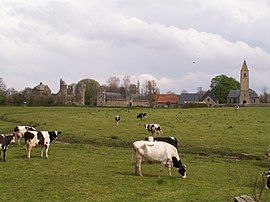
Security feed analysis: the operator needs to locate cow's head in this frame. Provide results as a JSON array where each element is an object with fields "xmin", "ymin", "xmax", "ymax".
[
  {"xmin": 172, "ymin": 157, "xmax": 187, "ymax": 178},
  {"xmin": 7, "ymin": 133, "xmax": 16, "ymax": 144},
  {"xmin": 49, "ymin": 131, "xmax": 61, "ymax": 141}
]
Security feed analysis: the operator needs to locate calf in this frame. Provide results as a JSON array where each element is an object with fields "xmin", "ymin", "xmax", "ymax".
[
  {"xmin": 115, "ymin": 115, "xmax": 120, "ymax": 126},
  {"xmin": 24, "ymin": 131, "xmax": 61, "ymax": 159},
  {"xmin": 144, "ymin": 124, "xmax": 162, "ymax": 136},
  {"xmin": 0, "ymin": 134, "xmax": 16, "ymax": 162},
  {"xmin": 137, "ymin": 113, "xmax": 146, "ymax": 121},
  {"xmin": 145, "ymin": 136, "xmax": 178, "ymax": 148},
  {"xmin": 235, "ymin": 106, "xmax": 240, "ymax": 111},
  {"xmin": 13, "ymin": 125, "xmax": 36, "ymax": 145},
  {"xmin": 133, "ymin": 140, "xmax": 186, "ymax": 178}
]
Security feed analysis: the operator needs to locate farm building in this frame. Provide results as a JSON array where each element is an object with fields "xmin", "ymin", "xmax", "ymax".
[
  {"xmin": 32, "ymin": 82, "xmax": 51, "ymax": 96},
  {"xmin": 96, "ymin": 91, "xmax": 149, "ymax": 107},
  {"xmin": 227, "ymin": 60, "xmax": 259, "ymax": 105},
  {"xmin": 154, "ymin": 94, "xmax": 179, "ymax": 108},
  {"xmin": 200, "ymin": 90, "xmax": 218, "ymax": 107}
]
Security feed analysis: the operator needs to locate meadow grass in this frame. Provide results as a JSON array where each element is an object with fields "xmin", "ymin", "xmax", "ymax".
[{"xmin": 0, "ymin": 106, "xmax": 270, "ymax": 201}]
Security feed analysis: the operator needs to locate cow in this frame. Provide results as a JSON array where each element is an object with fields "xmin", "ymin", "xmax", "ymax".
[
  {"xmin": 263, "ymin": 169, "xmax": 270, "ymax": 189},
  {"xmin": 0, "ymin": 134, "xmax": 16, "ymax": 162},
  {"xmin": 235, "ymin": 105, "xmax": 240, "ymax": 111},
  {"xmin": 133, "ymin": 140, "xmax": 186, "ymax": 178},
  {"xmin": 115, "ymin": 115, "xmax": 120, "ymax": 126},
  {"xmin": 24, "ymin": 131, "xmax": 61, "ymax": 159},
  {"xmin": 137, "ymin": 113, "xmax": 146, "ymax": 121},
  {"xmin": 145, "ymin": 136, "xmax": 178, "ymax": 148},
  {"xmin": 144, "ymin": 124, "xmax": 162, "ymax": 136},
  {"xmin": 13, "ymin": 125, "xmax": 36, "ymax": 145}
]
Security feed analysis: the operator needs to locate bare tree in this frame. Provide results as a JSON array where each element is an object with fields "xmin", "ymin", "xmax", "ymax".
[
  {"xmin": 260, "ymin": 87, "xmax": 269, "ymax": 103},
  {"xmin": 122, "ymin": 75, "xmax": 131, "ymax": 90},
  {"xmin": 136, "ymin": 80, "xmax": 140, "ymax": 94},
  {"xmin": 144, "ymin": 80, "xmax": 159, "ymax": 107},
  {"xmin": 106, "ymin": 76, "xmax": 120, "ymax": 92},
  {"xmin": 0, "ymin": 77, "xmax": 6, "ymax": 93}
]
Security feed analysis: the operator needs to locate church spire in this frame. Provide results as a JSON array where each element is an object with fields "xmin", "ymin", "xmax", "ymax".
[
  {"xmin": 241, "ymin": 60, "xmax": 248, "ymax": 70},
  {"xmin": 240, "ymin": 60, "xmax": 249, "ymax": 91}
]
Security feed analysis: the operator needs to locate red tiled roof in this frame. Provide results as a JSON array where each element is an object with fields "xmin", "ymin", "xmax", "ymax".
[{"xmin": 155, "ymin": 94, "xmax": 179, "ymax": 104}]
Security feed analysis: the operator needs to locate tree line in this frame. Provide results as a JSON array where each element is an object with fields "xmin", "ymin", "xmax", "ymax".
[{"xmin": 0, "ymin": 75, "xmax": 269, "ymax": 106}]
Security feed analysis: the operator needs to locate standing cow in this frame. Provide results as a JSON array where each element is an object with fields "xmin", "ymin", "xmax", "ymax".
[
  {"xmin": 0, "ymin": 134, "xmax": 16, "ymax": 162},
  {"xmin": 115, "ymin": 115, "xmax": 121, "ymax": 126},
  {"xmin": 13, "ymin": 125, "xmax": 36, "ymax": 145},
  {"xmin": 137, "ymin": 113, "xmax": 147, "ymax": 121},
  {"xmin": 24, "ymin": 131, "xmax": 61, "ymax": 159},
  {"xmin": 133, "ymin": 140, "xmax": 186, "ymax": 178},
  {"xmin": 144, "ymin": 124, "xmax": 162, "ymax": 136}
]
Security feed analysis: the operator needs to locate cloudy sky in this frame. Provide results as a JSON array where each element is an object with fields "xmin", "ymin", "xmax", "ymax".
[{"xmin": 1, "ymin": 0, "xmax": 270, "ymax": 94}]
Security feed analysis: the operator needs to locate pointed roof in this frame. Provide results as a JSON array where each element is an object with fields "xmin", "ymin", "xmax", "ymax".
[
  {"xmin": 241, "ymin": 60, "xmax": 248, "ymax": 70},
  {"xmin": 200, "ymin": 90, "xmax": 218, "ymax": 103}
]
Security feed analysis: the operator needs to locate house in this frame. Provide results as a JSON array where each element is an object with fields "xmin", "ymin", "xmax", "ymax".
[
  {"xmin": 227, "ymin": 60, "xmax": 260, "ymax": 105},
  {"xmin": 96, "ymin": 91, "xmax": 149, "ymax": 107},
  {"xmin": 179, "ymin": 93, "xmax": 200, "ymax": 107},
  {"xmin": 200, "ymin": 90, "xmax": 218, "ymax": 107},
  {"xmin": 154, "ymin": 94, "xmax": 179, "ymax": 108},
  {"xmin": 32, "ymin": 82, "xmax": 51, "ymax": 96}
]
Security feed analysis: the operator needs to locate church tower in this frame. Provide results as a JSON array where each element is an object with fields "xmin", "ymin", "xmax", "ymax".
[{"xmin": 239, "ymin": 60, "xmax": 251, "ymax": 104}]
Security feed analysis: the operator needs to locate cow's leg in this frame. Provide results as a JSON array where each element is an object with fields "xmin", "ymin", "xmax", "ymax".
[
  {"xmin": 3, "ymin": 149, "xmax": 6, "ymax": 162},
  {"xmin": 45, "ymin": 145, "xmax": 50, "ymax": 159},
  {"xmin": 167, "ymin": 160, "xmax": 172, "ymax": 176},
  {"xmin": 40, "ymin": 146, "xmax": 44, "ymax": 158},
  {"xmin": 27, "ymin": 146, "xmax": 32, "ymax": 159},
  {"xmin": 135, "ymin": 154, "xmax": 143, "ymax": 177}
]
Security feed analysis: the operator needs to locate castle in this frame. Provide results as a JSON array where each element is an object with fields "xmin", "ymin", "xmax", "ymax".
[{"xmin": 227, "ymin": 60, "xmax": 259, "ymax": 105}]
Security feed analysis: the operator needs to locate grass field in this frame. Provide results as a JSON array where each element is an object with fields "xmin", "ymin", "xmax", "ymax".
[{"xmin": 0, "ymin": 106, "xmax": 270, "ymax": 201}]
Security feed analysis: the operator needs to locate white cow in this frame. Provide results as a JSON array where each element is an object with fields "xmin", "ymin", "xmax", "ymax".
[
  {"xmin": 133, "ymin": 140, "xmax": 186, "ymax": 178},
  {"xmin": 24, "ymin": 131, "xmax": 61, "ymax": 159}
]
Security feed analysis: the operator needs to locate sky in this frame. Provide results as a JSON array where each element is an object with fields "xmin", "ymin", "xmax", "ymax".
[{"xmin": 1, "ymin": 0, "xmax": 270, "ymax": 94}]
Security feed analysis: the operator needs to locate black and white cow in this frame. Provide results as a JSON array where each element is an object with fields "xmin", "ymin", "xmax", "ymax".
[
  {"xmin": 133, "ymin": 140, "xmax": 186, "ymax": 178},
  {"xmin": 144, "ymin": 124, "xmax": 162, "ymax": 136},
  {"xmin": 24, "ymin": 131, "xmax": 61, "ymax": 159},
  {"xmin": 13, "ymin": 125, "xmax": 36, "ymax": 145},
  {"xmin": 145, "ymin": 136, "xmax": 178, "ymax": 148},
  {"xmin": 0, "ymin": 134, "xmax": 16, "ymax": 162},
  {"xmin": 137, "ymin": 113, "xmax": 146, "ymax": 121},
  {"xmin": 115, "ymin": 115, "xmax": 120, "ymax": 126},
  {"xmin": 263, "ymin": 169, "xmax": 270, "ymax": 189}
]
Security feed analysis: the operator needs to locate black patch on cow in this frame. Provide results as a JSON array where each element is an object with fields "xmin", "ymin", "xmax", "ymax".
[
  {"xmin": 24, "ymin": 131, "xmax": 35, "ymax": 143},
  {"xmin": 172, "ymin": 156, "xmax": 181, "ymax": 168},
  {"xmin": 178, "ymin": 165, "xmax": 187, "ymax": 177},
  {"xmin": 14, "ymin": 126, "xmax": 19, "ymax": 132},
  {"xmin": 48, "ymin": 131, "xmax": 60, "ymax": 143},
  {"xmin": 37, "ymin": 132, "xmax": 44, "ymax": 145}
]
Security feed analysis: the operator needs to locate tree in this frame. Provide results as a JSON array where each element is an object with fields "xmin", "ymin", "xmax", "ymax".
[
  {"xmin": 144, "ymin": 80, "xmax": 159, "ymax": 107},
  {"xmin": 77, "ymin": 79, "xmax": 100, "ymax": 106},
  {"xmin": 129, "ymin": 84, "xmax": 137, "ymax": 94},
  {"xmin": 210, "ymin": 75, "xmax": 240, "ymax": 103},
  {"xmin": 136, "ymin": 80, "xmax": 140, "ymax": 94},
  {"xmin": 106, "ymin": 76, "xmax": 120, "ymax": 92},
  {"xmin": 122, "ymin": 75, "xmax": 131, "ymax": 90},
  {"xmin": 0, "ymin": 77, "xmax": 6, "ymax": 93},
  {"xmin": 259, "ymin": 87, "xmax": 269, "ymax": 103}
]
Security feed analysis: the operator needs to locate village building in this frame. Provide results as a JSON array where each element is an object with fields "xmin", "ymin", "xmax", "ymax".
[
  {"xmin": 178, "ymin": 93, "xmax": 200, "ymax": 108},
  {"xmin": 200, "ymin": 90, "xmax": 218, "ymax": 107},
  {"xmin": 96, "ymin": 91, "xmax": 149, "ymax": 107},
  {"xmin": 227, "ymin": 60, "xmax": 259, "ymax": 105},
  {"xmin": 32, "ymin": 82, "xmax": 51, "ymax": 96},
  {"xmin": 154, "ymin": 94, "xmax": 179, "ymax": 108}
]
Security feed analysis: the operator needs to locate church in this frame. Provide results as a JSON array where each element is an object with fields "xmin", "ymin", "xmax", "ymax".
[{"xmin": 227, "ymin": 60, "xmax": 259, "ymax": 105}]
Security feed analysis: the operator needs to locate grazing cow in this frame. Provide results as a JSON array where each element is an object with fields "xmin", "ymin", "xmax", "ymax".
[
  {"xmin": 263, "ymin": 169, "xmax": 270, "ymax": 189},
  {"xmin": 0, "ymin": 134, "xmax": 16, "ymax": 162},
  {"xmin": 115, "ymin": 115, "xmax": 120, "ymax": 126},
  {"xmin": 145, "ymin": 136, "xmax": 178, "ymax": 148},
  {"xmin": 13, "ymin": 125, "xmax": 36, "ymax": 145},
  {"xmin": 137, "ymin": 113, "xmax": 146, "ymax": 121},
  {"xmin": 133, "ymin": 140, "xmax": 186, "ymax": 178},
  {"xmin": 144, "ymin": 124, "xmax": 162, "ymax": 136},
  {"xmin": 24, "ymin": 131, "xmax": 61, "ymax": 159}
]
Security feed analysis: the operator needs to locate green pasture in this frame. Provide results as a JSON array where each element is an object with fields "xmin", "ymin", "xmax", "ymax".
[{"xmin": 0, "ymin": 106, "xmax": 270, "ymax": 201}]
